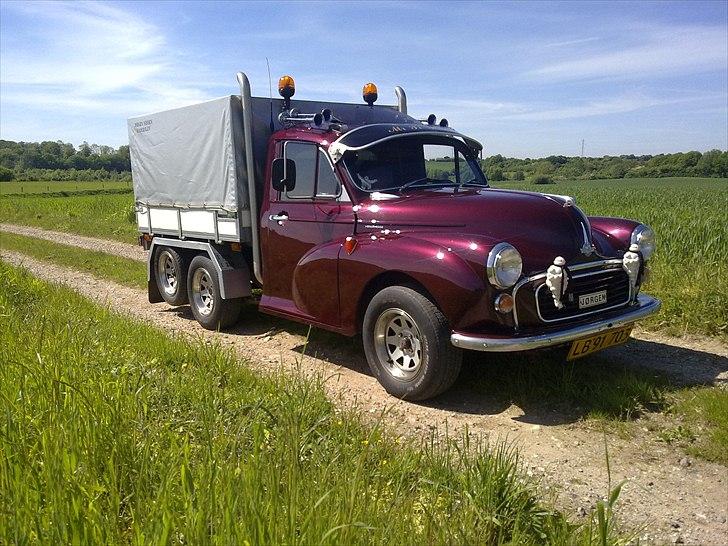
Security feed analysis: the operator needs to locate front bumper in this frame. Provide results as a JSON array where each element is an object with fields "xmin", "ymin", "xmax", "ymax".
[{"xmin": 451, "ymin": 294, "xmax": 660, "ymax": 352}]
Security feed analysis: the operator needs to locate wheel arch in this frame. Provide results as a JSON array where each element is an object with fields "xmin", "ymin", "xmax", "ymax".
[
  {"xmin": 356, "ymin": 270, "xmax": 437, "ymax": 332},
  {"xmin": 148, "ymin": 238, "xmax": 251, "ymax": 301}
]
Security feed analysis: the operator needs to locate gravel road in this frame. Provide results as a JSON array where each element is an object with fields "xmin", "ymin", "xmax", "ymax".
[{"xmin": 1, "ymin": 229, "xmax": 727, "ymax": 545}]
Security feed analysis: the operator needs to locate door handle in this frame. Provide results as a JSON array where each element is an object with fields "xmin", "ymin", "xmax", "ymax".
[{"xmin": 269, "ymin": 213, "xmax": 289, "ymax": 222}]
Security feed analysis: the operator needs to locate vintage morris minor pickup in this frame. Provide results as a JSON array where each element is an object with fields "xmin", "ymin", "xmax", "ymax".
[{"xmin": 129, "ymin": 72, "xmax": 660, "ymax": 400}]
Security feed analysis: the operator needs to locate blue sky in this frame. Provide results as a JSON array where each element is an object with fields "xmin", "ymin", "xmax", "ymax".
[{"xmin": 1, "ymin": 0, "xmax": 726, "ymax": 157}]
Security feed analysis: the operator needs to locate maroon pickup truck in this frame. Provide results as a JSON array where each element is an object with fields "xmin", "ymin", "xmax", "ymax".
[{"xmin": 129, "ymin": 72, "xmax": 660, "ymax": 400}]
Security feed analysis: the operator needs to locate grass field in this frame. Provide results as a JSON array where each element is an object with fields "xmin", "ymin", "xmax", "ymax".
[
  {"xmin": 1, "ymin": 179, "xmax": 132, "ymax": 195},
  {"xmin": 0, "ymin": 262, "xmax": 621, "ymax": 544},
  {"xmin": 0, "ymin": 192, "xmax": 137, "ymax": 243},
  {"xmin": 1, "ymin": 176, "xmax": 725, "ymax": 337}
]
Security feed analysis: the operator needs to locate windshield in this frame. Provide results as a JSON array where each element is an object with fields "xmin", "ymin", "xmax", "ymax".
[{"xmin": 342, "ymin": 135, "xmax": 488, "ymax": 193}]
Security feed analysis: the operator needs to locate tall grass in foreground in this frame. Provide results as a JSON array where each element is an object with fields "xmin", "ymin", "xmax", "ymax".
[{"xmin": 0, "ymin": 263, "xmax": 621, "ymax": 544}]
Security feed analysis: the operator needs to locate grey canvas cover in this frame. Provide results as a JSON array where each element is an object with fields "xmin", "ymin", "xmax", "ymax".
[{"xmin": 128, "ymin": 96, "xmax": 247, "ymax": 211}]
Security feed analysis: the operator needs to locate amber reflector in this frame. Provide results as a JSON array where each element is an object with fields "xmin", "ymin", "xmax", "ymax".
[{"xmin": 344, "ymin": 236, "xmax": 358, "ymax": 255}]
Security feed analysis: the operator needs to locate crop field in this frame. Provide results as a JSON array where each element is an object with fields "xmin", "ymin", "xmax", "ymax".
[
  {"xmin": 1, "ymin": 177, "xmax": 725, "ymax": 337},
  {"xmin": 0, "ymin": 263, "xmax": 616, "ymax": 544},
  {"xmin": 0, "ymin": 191, "xmax": 137, "ymax": 243},
  {"xmin": 1, "ymin": 179, "xmax": 132, "ymax": 195}
]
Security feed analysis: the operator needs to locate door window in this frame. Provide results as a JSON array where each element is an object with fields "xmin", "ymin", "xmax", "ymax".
[
  {"xmin": 316, "ymin": 152, "xmax": 340, "ymax": 198},
  {"xmin": 284, "ymin": 142, "xmax": 316, "ymax": 199},
  {"xmin": 280, "ymin": 142, "xmax": 341, "ymax": 200}
]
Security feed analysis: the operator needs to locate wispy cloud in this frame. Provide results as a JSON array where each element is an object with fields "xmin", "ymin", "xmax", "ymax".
[
  {"xmin": 1, "ymin": 1, "xmax": 210, "ymax": 116},
  {"xmin": 413, "ymin": 92, "xmax": 723, "ymax": 123},
  {"xmin": 527, "ymin": 25, "xmax": 727, "ymax": 82},
  {"xmin": 544, "ymin": 37, "xmax": 601, "ymax": 48}
]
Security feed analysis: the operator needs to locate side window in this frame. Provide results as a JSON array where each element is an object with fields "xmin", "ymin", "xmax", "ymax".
[
  {"xmin": 284, "ymin": 142, "xmax": 316, "ymax": 199},
  {"xmin": 456, "ymin": 151, "xmax": 478, "ymax": 184},
  {"xmin": 424, "ymin": 144, "xmax": 457, "ymax": 182},
  {"xmin": 316, "ymin": 151, "xmax": 340, "ymax": 198}
]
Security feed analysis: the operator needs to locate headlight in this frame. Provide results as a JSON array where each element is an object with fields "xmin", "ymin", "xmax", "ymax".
[
  {"xmin": 631, "ymin": 225, "xmax": 656, "ymax": 260},
  {"xmin": 487, "ymin": 243, "xmax": 523, "ymax": 289}
]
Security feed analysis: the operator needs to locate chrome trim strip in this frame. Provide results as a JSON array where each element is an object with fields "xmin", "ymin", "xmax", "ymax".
[
  {"xmin": 534, "ymin": 269, "xmax": 631, "ymax": 323},
  {"xmin": 452, "ymin": 294, "xmax": 660, "ymax": 352}
]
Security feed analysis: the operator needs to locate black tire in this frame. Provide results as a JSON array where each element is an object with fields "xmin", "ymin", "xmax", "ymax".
[
  {"xmin": 153, "ymin": 246, "xmax": 189, "ymax": 306},
  {"xmin": 186, "ymin": 255, "xmax": 242, "ymax": 330},
  {"xmin": 362, "ymin": 286, "xmax": 462, "ymax": 400}
]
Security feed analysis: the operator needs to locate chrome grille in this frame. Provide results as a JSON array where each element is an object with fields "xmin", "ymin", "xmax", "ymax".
[{"xmin": 535, "ymin": 268, "xmax": 631, "ymax": 322}]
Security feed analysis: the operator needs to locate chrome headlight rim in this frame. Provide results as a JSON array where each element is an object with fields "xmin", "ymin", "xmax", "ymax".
[
  {"xmin": 630, "ymin": 224, "xmax": 656, "ymax": 260},
  {"xmin": 487, "ymin": 242, "xmax": 523, "ymax": 289}
]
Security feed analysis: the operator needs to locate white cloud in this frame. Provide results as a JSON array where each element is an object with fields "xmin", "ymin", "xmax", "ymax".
[
  {"xmin": 527, "ymin": 25, "xmax": 727, "ymax": 82},
  {"xmin": 0, "ymin": 1, "xmax": 210, "ymax": 118}
]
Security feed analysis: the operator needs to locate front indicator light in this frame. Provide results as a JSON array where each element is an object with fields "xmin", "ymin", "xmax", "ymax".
[{"xmin": 494, "ymin": 294, "xmax": 514, "ymax": 314}]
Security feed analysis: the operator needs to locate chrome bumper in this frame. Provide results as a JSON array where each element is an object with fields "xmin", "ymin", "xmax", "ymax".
[{"xmin": 451, "ymin": 294, "xmax": 660, "ymax": 352}]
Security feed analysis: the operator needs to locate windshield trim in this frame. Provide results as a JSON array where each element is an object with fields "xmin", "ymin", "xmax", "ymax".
[
  {"xmin": 329, "ymin": 129, "xmax": 477, "ymax": 163},
  {"xmin": 340, "ymin": 134, "xmax": 489, "ymax": 194}
]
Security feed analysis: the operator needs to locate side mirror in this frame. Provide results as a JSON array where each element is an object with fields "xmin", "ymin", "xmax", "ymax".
[{"xmin": 272, "ymin": 158, "xmax": 296, "ymax": 192}]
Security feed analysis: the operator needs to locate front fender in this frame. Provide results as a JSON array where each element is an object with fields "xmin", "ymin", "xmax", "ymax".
[
  {"xmin": 338, "ymin": 232, "xmax": 497, "ymax": 333},
  {"xmin": 589, "ymin": 216, "xmax": 640, "ymax": 254}
]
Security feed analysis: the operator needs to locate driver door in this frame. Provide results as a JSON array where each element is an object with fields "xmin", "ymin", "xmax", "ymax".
[{"xmin": 261, "ymin": 141, "xmax": 351, "ymax": 326}]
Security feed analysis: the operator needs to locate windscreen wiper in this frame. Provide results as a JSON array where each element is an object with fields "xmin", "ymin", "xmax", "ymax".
[{"xmin": 398, "ymin": 178, "xmax": 454, "ymax": 193}]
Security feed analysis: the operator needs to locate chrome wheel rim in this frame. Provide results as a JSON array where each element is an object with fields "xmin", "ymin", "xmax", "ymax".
[
  {"xmin": 191, "ymin": 267, "xmax": 214, "ymax": 317},
  {"xmin": 157, "ymin": 250, "xmax": 178, "ymax": 296},
  {"xmin": 374, "ymin": 308, "xmax": 423, "ymax": 380}
]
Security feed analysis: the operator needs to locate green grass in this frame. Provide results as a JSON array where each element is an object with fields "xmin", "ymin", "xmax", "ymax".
[
  {"xmin": 665, "ymin": 388, "xmax": 728, "ymax": 465},
  {"xmin": 490, "ymin": 177, "xmax": 728, "ymax": 338},
  {"xmin": 0, "ymin": 231, "xmax": 145, "ymax": 289},
  {"xmin": 1, "ymin": 179, "xmax": 132, "ymax": 195},
  {"xmin": 0, "ymin": 192, "xmax": 137, "ymax": 243},
  {"xmin": 0, "ymin": 262, "xmax": 623, "ymax": 544}
]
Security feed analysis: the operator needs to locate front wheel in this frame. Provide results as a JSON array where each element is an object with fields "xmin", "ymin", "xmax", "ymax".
[
  {"xmin": 187, "ymin": 255, "xmax": 242, "ymax": 330},
  {"xmin": 362, "ymin": 286, "xmax": 462, "ymax": 400}
]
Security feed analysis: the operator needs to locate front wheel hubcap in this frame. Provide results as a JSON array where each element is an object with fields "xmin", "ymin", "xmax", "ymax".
[
  {"xmin": 191, "ymin": 268, "xmax": 214, "ymax": 316},
  {"xmin": 374, "ymin": 308, "xmax": 423, "ymax": 380}
]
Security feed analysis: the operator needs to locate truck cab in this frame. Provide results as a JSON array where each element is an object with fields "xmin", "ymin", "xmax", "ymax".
[{"xmin": 129, "ymin": 72, "xmax": 660, "ymax": 400}]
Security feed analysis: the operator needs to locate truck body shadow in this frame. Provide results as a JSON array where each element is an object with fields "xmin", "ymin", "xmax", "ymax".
[{"xmin": 164, "ymin": 304, "xmax": 726, "ymax": 426}]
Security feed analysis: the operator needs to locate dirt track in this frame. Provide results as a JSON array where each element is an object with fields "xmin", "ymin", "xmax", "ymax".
[{"xmin": 1, "ymin": 227, "xmax": 727, "ymax": 545}]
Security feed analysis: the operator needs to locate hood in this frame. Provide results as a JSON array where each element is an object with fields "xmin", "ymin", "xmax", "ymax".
[{"xmin": 355, "ymin": 188, "xmax": 597, "ymax": 273}]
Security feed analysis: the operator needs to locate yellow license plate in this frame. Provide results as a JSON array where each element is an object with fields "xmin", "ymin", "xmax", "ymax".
[{"xmin": 567, "ymin": 325, "xmax": 633, "ymax": 360}]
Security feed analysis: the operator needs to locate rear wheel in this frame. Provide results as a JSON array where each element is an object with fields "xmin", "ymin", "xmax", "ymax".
[
  {"xmin": 363, "ymin": 286, "xmax": 462, "ymax": 400},
  {"xmin": 154, "ymin": 246, "xmax": 188, "ymax": 306},
  {"xmin": 187, "ymin": 255, "xmax": 242, "ymax": 330}
]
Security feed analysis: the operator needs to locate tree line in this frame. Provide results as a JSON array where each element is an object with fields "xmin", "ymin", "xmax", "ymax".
[
  {"xmin": 1, "ymin": 139, "xmax": 726, "ymax": 183},
  {"xmin": 476, "ymin": 150, "xmax": 728, "ymax": 183},
  {"xmin": 0, "ymin": 140, "xmax": 131, "ymax": 181}
]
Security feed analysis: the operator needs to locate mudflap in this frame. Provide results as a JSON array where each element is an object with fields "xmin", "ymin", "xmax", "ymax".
[{"xmin": 148, "ymin": 278, "xmax": 163, "ymax": 303}]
